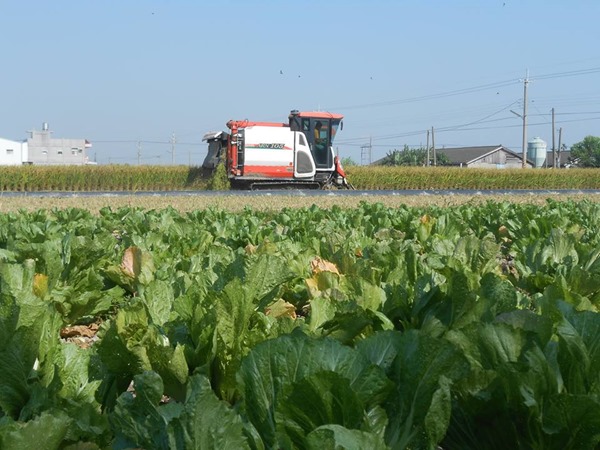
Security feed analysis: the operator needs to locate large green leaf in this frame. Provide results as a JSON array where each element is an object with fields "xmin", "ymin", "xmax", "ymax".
[
  {"xmin": 0, "ymin": 343, "xmax": 32, "ymax": 418},
  {"xmin": 541, "ymin": 393, "xmax": 600, "ymax": 449},
  {"xmin": 110, "ymin": 371, "xmax": 185, "ymax": 450},
  {"xmin": 306, "ymin": 424, "xmax": 389, "ymax": 450},
  {"xmin": 141, "ymin": 279, "xmax": 175, "ymax": 326},
  {"xmin": 355, "ymin": 330, "xmax": 403, "ymax": 375},
  {"xmin": 96, "ymin": 301, "xmax": 189, "ymax": 401},
  {"xmin": 444, "ymin": 322, "xmax": 561, "ymax": 449},
  {"xmin": 0, "ymin": 410, "xmax": 71, "ymax": 450},
  {"xmin": 555, "ymin": 306, "xmax": 600, "ymax": 395},
  {"xmin": 384, "ymin": 330, "xmax": 469, "ymax": 450},
  {"xmin": 0, "ymin": 266, "xmax": 63, "ymax": 419},
  {"xmin": 275, "ymin": 371, "xmax": 365, "ymax": 448},
  {"xmin": 111, "ymin": 372, "xmax": 249, "ymax": 450},
  {"xmin": 237, "ymin": 331, "xmax": 392, "ymax": 449}
]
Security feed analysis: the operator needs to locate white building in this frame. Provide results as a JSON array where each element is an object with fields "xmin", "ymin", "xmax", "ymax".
[
  {"xmin": 0, "ymin": 137, "xmax": 28, "ymax": 165},
  {"xmin": 27, "ymin": 123, "xmax": 92, "ymax": 165},
  {"xmin": 0, "ymin": 123, "xmax": 92, "ymax": 165}
]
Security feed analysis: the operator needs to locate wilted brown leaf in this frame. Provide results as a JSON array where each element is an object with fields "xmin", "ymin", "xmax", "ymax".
[
  {"xmin": 33, "ymin": 273, "xmax": 48, "ymax": 298},
  {"xmin": 121, "ymin": 247, "xmax": 142, "ymax": 278},
  {"xmin": 305, "ymin": 277, "xmax": 320, "ymax": 298},
  {"xmin": 60, "ymin": 323, "xmax": 100, "ymax": 349},
  {"xmin": 265, "ymin": 299, "xmax": 297, "ymax": 319},
  {"xmin": 60, "ymin": 324, "xmax": 99, "ymax": 339},
  {"xmin": 310, "ymin": 256, "xmax": 339, "ymax": 275}
]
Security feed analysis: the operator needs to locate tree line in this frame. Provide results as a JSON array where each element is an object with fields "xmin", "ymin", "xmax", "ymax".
[{"xmin": 341, "ymin": 136, "xmax": 600, "ymax": 168}]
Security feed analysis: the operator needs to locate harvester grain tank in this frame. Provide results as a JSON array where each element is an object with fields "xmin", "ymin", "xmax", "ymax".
[{"xmin": 203, "ymin": 110, "xmax": 353, "ymax": 189}]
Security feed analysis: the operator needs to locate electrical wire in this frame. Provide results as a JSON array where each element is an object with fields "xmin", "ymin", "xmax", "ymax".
[
  {"xmin": 327, "ymin": 79, "xmax": 519, "ymax": 111},
  {"xmin": 327, "ymin": 66, "xmax": 600, "ymax": 112}
]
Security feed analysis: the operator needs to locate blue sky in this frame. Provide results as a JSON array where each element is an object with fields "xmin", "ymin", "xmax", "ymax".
[{"xmin": 2, "ymin": 0, "xmax": 599, "ymax": 165}]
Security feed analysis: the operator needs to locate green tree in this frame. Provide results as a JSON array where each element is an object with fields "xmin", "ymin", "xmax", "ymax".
[
  {"xmin": 340, "ymin": 156, "xmax": 357, "ymax": 167},
  {"xmin": 383, "ymin": 145, "xmax": 449, "ymax": 166},
  {"xmin": 569, "ymin": 135, "xmax": 600, "ymax": 167}
]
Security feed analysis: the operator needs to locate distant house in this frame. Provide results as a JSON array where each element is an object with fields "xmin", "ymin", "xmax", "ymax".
[
  {"xmin": 546, "ymin": 150, "xmax": 571, "ymax": 168},
  {"xmin": 371, "ymin": 145, "xmax": 571, "ymax": 169},
  {"xmin": 437, "ymin": 145, "xmax": 532, "ymax": 168},
  {"xmin": 0, "ymin": 137, "xmax": 28, "ymax": 165},
  {"xmin": 26, "ymin": 123, "xmax": 92, "ymax": 165}
]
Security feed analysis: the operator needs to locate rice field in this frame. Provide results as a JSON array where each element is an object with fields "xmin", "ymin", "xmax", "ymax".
[
  {"xmin": 1, "ymin": 164, "xmax": 599, "ymax": 213},
  {"xmin": 2, "ymin": 165, "xmax": 600, "ymax": 193}
]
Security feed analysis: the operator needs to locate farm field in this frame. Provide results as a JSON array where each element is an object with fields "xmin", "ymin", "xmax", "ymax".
[
  {"xmin": 1, "ymin": 191, "xmax": 600, "ymax": 213},
  {"xmin": 0, "ymin": 198, "xmax": 599, "ymax": 449},
  {"xmin": 2, "ymin": 165, "xmax": 600, "ymax": 193}
]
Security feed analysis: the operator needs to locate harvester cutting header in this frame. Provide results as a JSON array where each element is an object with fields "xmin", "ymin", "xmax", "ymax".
[{"xmin": 203, "ymin": 110, "xmax": 353, "ymax": 189}]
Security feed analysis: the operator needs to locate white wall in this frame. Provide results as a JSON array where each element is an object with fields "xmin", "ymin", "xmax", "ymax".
[
  {"xmin": 0, "ymin": 137, "xmax": 27, "ymax": 165},
  {"xmin": 27, "ymin": 129, "xmax": 90, "ymax": 165}
]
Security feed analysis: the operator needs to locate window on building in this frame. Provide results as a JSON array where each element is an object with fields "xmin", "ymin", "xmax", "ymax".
[
  {"xmin": 58, "ymin": 150, "xmax": 63, "ymax": 155},
  {"xmin": 6, "ymin": 149, "xmax": 13, "ymax": 155}
]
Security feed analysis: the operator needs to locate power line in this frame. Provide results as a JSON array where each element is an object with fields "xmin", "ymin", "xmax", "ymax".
[
  {"xmin": 533, "ymin": 67, "xmax": 600, "ymax": 80},
  {"xmin": 337, "ymin": 101, "xmax": 522, "ymax": 144},
  {"xmin": 339, "ymin": 115, "xmax": 600, "ymax": 148},
  {"xmin": 92, "ymin": 139, "xmax": 202, "ymax": 146},
  {"xmin": 327, "ymin": 66, "xmax": 600, "ymax": 112},
  {"xmin": 327, "ymin": 79, "xmax": 519, "ymax": 111}
]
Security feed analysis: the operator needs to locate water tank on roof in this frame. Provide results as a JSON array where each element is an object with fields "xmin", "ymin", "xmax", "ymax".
[{"xmin": 527, "ymin": 137, "xmax": 547, "ymax": 168}]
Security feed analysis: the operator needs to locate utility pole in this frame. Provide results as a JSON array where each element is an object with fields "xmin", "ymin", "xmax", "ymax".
[
  {"xmin": 431, "ymin": 126, "xmax": 436, "ymax": 166},
  {"xmin": 361, "ymin": 136, "xmax": 372, "ymax": 165},
  {"xmin": 551, "ymin": 108, "xmax": 556, "ymax": 168},
  {"xmin": 510, "ymin": 70, "xmax": 530, "ymax": 168},
  {"xmin": 557, "ymin": 127, "xmax": 563, "ymax": 168},
  {"xmin": 521, "ymin": 70, "xmax": 529, "ymax": 168},
  {"xmin": 426, "ymin": 129, "xmax": 430, "ymax": 166},
  {"xmin": 170, "ymin": 132, "xmax": 177, "ymax": 165},
  {"xmin": 137, "ymin": 141, "xmax": 142, "ymax": 165}
]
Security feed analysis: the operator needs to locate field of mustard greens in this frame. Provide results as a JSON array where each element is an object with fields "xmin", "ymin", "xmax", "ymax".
[{"xmin": 0, "ymin": 200, "xmax": 599, "ymax": 449}]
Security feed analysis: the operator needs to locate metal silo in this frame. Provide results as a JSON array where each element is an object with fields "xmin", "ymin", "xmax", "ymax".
[{"xmin": 527, "ymin": 137, "xmax": 547, "ymax": 168}]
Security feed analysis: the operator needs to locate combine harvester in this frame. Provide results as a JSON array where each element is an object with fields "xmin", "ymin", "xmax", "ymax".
[{"xmin": 203, "ymin": 110, "xmax": 354, "ymax": 190}]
